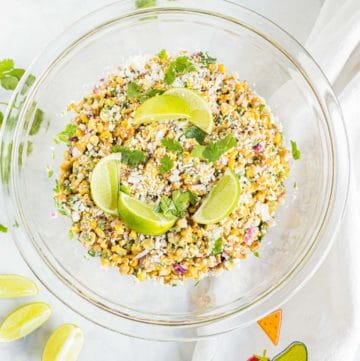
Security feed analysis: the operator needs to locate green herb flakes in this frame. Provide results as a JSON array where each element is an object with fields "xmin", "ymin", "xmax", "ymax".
[
  {"xmin": 198, "ymin": 52, "xmax": 217, "ymax": 66},
  {"xmin": 0, "ymin": 224, "xmax": 8, "ymax": 233},
  {"xmin": 46, "ymin": 165, "xmax": 54, "ymax": 178}
]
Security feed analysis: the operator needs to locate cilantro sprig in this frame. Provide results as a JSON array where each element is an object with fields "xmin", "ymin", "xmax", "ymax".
[
  {"xmin": 0, "ymin": 59, "xmax": 25, "ymax": 91},
  {"xmin": 111, "ymin": 145, "xmax": 147, "ymax": 167},
  {"xmin": 191, "ymin": 134, "xmax": 237, "ymax": 163},
  {"xmin": 0, "ymin": 58, "xmax": 27, "ymax": 127},
  {"xmin": 161, "ymin": 137, "xmax": 183, "ymax": 154},
  {"xmin": 290, "ymin": 140, "xmax": 301, "ymax": 160},
  {"xmin": 126, "ymin": 81, "xmax": 165, "ymax": 102},
  {"xmin": 164, "ymin": 56, "xmax": 196, "ymax": 85},
  {"xmin": 159, "ymin": 155, "xmax": 174, "ymax": 174},
  {"xmin": 53, "ymin": 124, "xmax": 77, "ymax": 145},
  {"xmin": 155, "ymin": 190, "xmax": 198, "ymax": 217}
]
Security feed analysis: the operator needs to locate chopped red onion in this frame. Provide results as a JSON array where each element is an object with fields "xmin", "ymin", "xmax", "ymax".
[
  {"xmin": 253, "ymin": 143, "xmax": 263, "ymax": 152},
  {"xmin": 172, "ymin": 263, "xmax": 188, "ymax": 274},
  {"xmin": 244, "ymin": 226, "xmax": 258, "ymax": 243}
]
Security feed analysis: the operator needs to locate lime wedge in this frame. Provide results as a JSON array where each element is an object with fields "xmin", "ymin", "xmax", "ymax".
[
  {"xmin": 90, "ymin": 153, "xmax": 121, "ymax": 216},
  {"xmin": 118, "ymin": 192, "xmax": 176, "ymax": 235},
  {"xmin": 273, "ymin": 342, "xmax": 308, "ymax": 361},
  {"xmin": 0, "ymin": 274, "xmax": 38, "ymax": 298},
  {"xmin": 165, "ymin": 88, "xmax": 214, "ymax": 133},
  {"xmin": 193, "ymin": 169, "xmax": 240, "ymax": 224},
  {"xmin": 42, "ymin": 324, "xmax": 84, "ymax": 361},
  {"xmin": 0, "ymin": 302, "xmax": 52, "ymax": 342},
  {"xmin": 133, "ymin": 88, "xmax": 214, "ymax": 133},
  {"xmin": 133, "ymin": 94, "xmax": 190, "ymax": 124}
]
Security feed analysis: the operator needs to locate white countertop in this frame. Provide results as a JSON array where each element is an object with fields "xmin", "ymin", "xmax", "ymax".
[{"xmin": 0, "ymin": 1, "xmax": 326, "ymax": 360}]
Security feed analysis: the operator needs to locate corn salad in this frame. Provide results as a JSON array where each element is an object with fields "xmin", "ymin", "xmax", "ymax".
[{"xmin": 54, "ymin": 51, "xmax": 290, "ymax": 284}]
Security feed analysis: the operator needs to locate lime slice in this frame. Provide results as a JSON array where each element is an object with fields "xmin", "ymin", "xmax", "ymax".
[
  {"xmin": 90, "ymin": 153, "xmax": 121, "ymax": 216},
  {"xmin": 133, "ymin": 88, "xmax": 214, "ymax": 134},
  {"xmin": 0, "ymin": 274, "xmax": 38, "ymax": 298},
  {"xmin": 0, "ymin": 302, "xmax": 52, "ymax": 342},
  {"xmin": 118, "ymin": 192, "xmax": 176, "ymax": 235},
  {"xmin": 165, "ymin": 88, "xmax": 214, "ymax": 133},
  {"xmin": 42, "ymin": 324, "xmax": 84, "ymax": 361},
  {"xmin": 193, "ymin": 169, "xmax": 240, "ymax": 224}
]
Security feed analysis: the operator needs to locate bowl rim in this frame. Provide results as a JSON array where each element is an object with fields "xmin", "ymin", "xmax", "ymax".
[{"xmin": 0, "ymin": 0, "xmax": 350, "ymax": 341}]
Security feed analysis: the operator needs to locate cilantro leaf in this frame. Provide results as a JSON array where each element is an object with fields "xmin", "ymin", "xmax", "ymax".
[
  {"xmin": 161, "ymin": 137, "xmax": 182, "ymax": 154},
  {"xmin": 0, "ymin": 224, "xmax": 8, "ymax": 233},
  {"xmin": 185, "ymin": 126, "xmax": 206, "ymax": 144},
  {"xmin": 127, "ymin": 82, "xmax": 142, "ymax": 98},
  {"xmin": 135, "ymin": 0, "xmax": 156, "ymax": 8},
  {"xmin": 164, "ymin": 67, "xmax": 176, "ymax": 85},
  {"xmin": 188, "ymin": 190, "xmax": 199, "ymax": 205},
  {"xmin": 212, "ymin": 238, "xmax": 223, "ymax": 255},
  {"xmin": 290, "ymin": 140, "xmax": 301, "ymax": 160},
  {"xmin": 191, "ymin": 144, "xmax": 205, "ymax": 158},
  {"xmin": 155, "ymin": 195, "xmax": 175, "ymax": 216},
  {"xmin": 157, "ymin": 49, "xmax": 168, "ymax": 60},
  {"xmin": 53, "ymin": 124, "xmax": 77, "ymax": 145},
  {"xmin": 164, "ymin": 56, "xmax": 196, "ymax": 85},
  {"xmin": 202, "ymin": 134, "xmax": 237, "ymax": 162},
  {"xmin": 155, "ymin": 190, "xmax": 195, "ymax": 217},
  {"xmin": 159, "ymin": 155, "xmax": 174, "ymax": 174},
  {"xmin": 1, "ymin": 76, "xmax": 18, "ymax": 90},
  {"xmin": 111, "ymin": 146, "xmax": 147, "ymax": 167},
  {"xmin": 8, "ymin": 68, "xmax": 25, "ymax": 80},
  {"xmin": 198, "ymin": 52, "xmax": 217, "ymax": 66},
  {"xmin": 0, "ymin": 59, "xmax": 14, "ymax": 75},
  {"xmin": 172, "ymin": 190, "xmax": 191, "ymax": 216}
]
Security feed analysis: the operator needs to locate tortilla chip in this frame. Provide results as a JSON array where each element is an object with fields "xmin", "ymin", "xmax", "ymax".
[{"xmin": 257, "ymin": 309, "xmax": 282, "ymax": 345}]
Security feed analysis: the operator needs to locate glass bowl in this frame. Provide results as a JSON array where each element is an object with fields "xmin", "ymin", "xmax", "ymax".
[{"xmin": 0, "ymin": 0, "xmax": 349, "ymax": 341}]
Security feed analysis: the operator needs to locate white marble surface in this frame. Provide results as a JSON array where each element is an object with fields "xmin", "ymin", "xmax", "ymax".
[{"xmin": 0, "ymin": 1, "xmax": 324, "ymax": 360}]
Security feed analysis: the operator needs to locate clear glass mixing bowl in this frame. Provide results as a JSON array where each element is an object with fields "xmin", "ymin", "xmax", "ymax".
[{"xmin": 0, "ymin": 0, "xmax": 349, "ymax": 341}]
